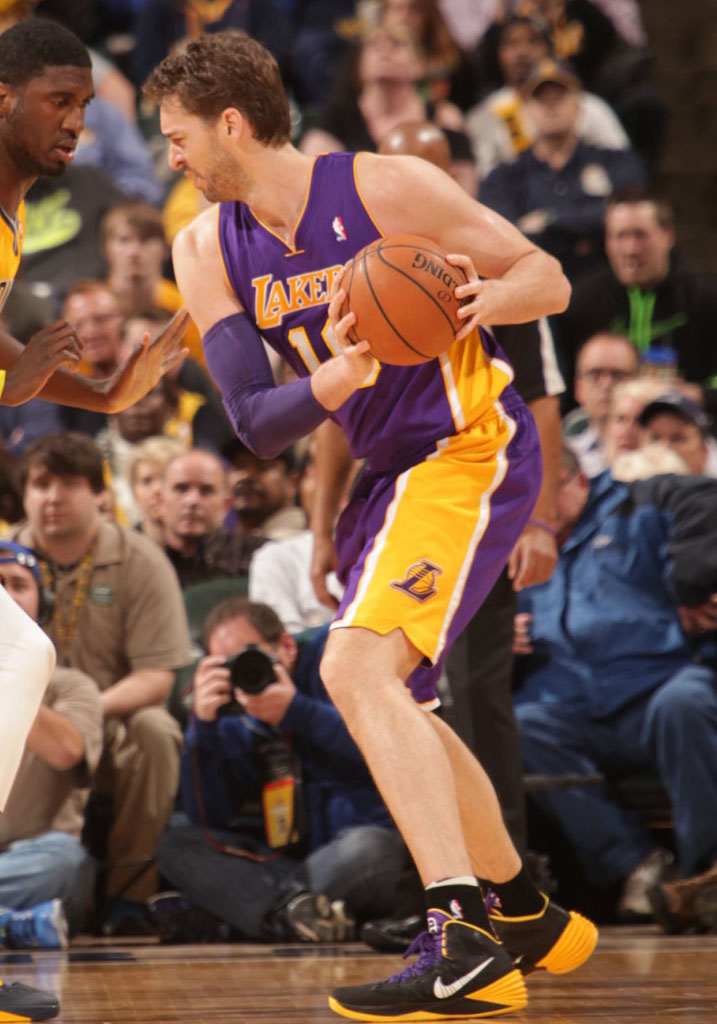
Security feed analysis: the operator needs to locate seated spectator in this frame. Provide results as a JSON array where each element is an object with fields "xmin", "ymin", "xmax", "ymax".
[
  {"xmin": 60, "ymin": 280, "xmax": 125, "ymax": 438},
  {"xmin": 480, "ymin": 58, "xmax": 645, "ymax": 284},
  {"xmin": 300, "ymin": 23, "xmax": 476, "ymax": 193},
  {"xmin": 18, "ymin": 165, "xmax": 126, "ymax": 301},
  {"xmin": 557, "ymin": 187, "xmax": 717, "ymax": 414},
  {"xmin": 150, "ymin": 598, "xmax": 420, "ymax": 943},
  {"xmin": 95, "ymin": 377, "xmax": 185, "ymax": 525},
  {"xmin": 476, "ymin": 0, "xmax": 621, "ymax": 96},
  {"xmin": 638, "ymin": 393, "xmax": 717, "ymax": 477},
  {"xmin": 249, "ymin": 445, "xmax": 345, "ymax": 635},
  {"xmin": 563, "ymin": 332, "xmax": 639, "ymax": 475},
  {"xmin": 0, "ymin": 542, "xmax": 103, "ymax": 945},
  {"xmin": 121, "ymin": 309, "xmax": 232, "ymax": 453},
  {"xmin": 484, "ymin": 0, "xmax": 665, "ymax": 170},
  {"xmin": 602, "ymin": 376, "xmax": 681, "ymax": 468},
  {"xmin": 0, "ymin": 398, "xmax": 64, "ymax": 459},
  {"xmin": 514, "ymin": 446, "xmax": 717, "ymax": 924},
  {"xmin": 10, "ymin": 434, "xmax": 191, "ymax": 922},
  {"xmin": 126, "ymin": 436, "xmax": 185, "ymax": 544},
  {"xmin": 160, "ymin": 448, "xmax": 265, "ymax": 589},
  {"xmin": 101, "ymin": 203, "xmax": 204, "ymax": 368},
  {"xmin": 223, "ymin": 438, "xmax": 306, "ymax": 541},
  {"xmin": 74, "ymin": 99, "xmax": 164, "ymax": 205},
  {"xmin": 379, "ymin": 0, "xmax": 479, "ymax": 110},
  {"xmin": 466, "ymin": 15, "xmax": 629, "ymax": 181},
  {"xmin": 378, "ymin": 119, "xmax": 451, "ymax": 175}
]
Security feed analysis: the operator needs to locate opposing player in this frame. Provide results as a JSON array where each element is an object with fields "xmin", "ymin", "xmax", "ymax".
[
  {"xmin": 0, "ymin": 22, "xmax": 186, "ymax": 1020},
  {"xmin": 145, "ymin": 32, "xmax": 597, "ymax": 1021}
]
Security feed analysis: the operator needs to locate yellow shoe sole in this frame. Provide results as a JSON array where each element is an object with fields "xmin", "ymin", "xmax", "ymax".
[{"xmin": 535, "ymin": 910, "xmax": 598, "ymax": 974}]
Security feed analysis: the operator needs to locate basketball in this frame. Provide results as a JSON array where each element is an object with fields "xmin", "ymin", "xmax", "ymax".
[{"xmin": 340, "ymin": 234, "xmax": 467, "ymax": 365}]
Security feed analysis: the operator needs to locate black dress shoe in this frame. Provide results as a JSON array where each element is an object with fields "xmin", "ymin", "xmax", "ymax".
[{"xmin": 361, "ymin": 914, "xmax": 423, "ymax": 952}]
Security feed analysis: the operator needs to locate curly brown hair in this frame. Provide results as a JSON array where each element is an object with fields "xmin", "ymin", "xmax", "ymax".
[{"xmin": 143, "ymin": 31, "xmax": 291, "ymax": 146}]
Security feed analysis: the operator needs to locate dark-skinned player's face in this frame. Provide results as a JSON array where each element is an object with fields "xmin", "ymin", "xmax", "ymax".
[{"xmin": 0, "ymin": 65, "xmax": 94, "ymax": 178}]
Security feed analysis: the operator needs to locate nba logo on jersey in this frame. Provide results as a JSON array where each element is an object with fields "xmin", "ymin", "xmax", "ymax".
[
  {"xmin": 332, "ymin": 216, "xmax": 347, "ymax": 242},
  {"xmin": 390, "ymin": 560, "xmax": 443, "ymax": 603}
]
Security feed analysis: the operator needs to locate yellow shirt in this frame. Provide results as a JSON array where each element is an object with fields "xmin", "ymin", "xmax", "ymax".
[
  {"xmin": 154, "ymin": 277, "xmax": 205, "ymax": 370},
  {"xmin": 0, "ymin": 201, "xmax": 25, "ymax": 315}
]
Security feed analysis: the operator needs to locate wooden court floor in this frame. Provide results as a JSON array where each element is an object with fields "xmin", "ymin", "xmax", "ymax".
[{"xmin": 2, "ymin": 926, "xmax": 716, "ymax": 1023}]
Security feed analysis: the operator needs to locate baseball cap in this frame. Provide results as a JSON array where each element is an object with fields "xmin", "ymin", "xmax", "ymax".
[
  {"xmin": 638, "ymin": 392, "xmax": 713, "ymax": 436},
  {"xmin": 522, "ymin": 57, "xmax": 580, "ymax": 98}
]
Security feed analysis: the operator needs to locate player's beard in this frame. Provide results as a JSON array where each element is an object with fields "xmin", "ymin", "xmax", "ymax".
[{"xmin": 197, "ymin": 148, "xmax": 249, "ymax": 203}]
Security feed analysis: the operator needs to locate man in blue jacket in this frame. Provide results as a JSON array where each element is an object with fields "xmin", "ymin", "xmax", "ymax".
[
  {"xmin": 152, "ymin": 596, "xmax": 419, "ymax": 942},
  {"xmin": 514, "ymin": 446, "xmax": 717, "ymax": 925}
]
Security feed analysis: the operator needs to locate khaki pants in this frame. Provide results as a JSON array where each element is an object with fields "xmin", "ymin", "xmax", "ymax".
[{"xmin": 94, "ymin": 706, "xmax": 182, "ymax": 901}]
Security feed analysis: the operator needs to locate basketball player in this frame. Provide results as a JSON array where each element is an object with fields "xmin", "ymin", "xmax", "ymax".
[
  {"xmin": 145, "ymin": 33, "xmax": 597, "ymax": 1021},
  {"xmin": 0, "ymin": 22, "xmax": 186, "ymax": 1020}
]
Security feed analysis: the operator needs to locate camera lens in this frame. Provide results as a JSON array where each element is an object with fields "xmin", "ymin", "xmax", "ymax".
[{"xmin": 228, "ymin": 645, "xmax": 277, "ymax": 694}]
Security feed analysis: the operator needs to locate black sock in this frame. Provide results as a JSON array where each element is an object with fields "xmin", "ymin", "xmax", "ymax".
[
  {"xmin": 425, "ymin": 878, "xmax": 491, "ymax": 932},
  {"xmin": 481, "ymin": 864, "xmax": 545, "ymax": 916}
]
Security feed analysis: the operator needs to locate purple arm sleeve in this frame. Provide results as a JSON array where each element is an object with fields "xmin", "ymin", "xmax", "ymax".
[{"xmin": 202, "ymin": 312, "xmax": 329, "ymax": 459}]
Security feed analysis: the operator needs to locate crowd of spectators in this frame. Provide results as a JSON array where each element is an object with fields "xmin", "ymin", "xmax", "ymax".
[{"xmin": 1, "ymin": 0, "xmax": 717, "ymax": 950}]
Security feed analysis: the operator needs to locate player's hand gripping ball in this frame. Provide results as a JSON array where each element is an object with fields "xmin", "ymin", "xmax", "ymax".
[{"xmin": 339, "ymin": 234, "xmax": 467, "ymax": 365}]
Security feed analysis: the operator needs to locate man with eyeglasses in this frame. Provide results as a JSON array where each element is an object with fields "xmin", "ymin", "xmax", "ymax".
[
  {"xmin": 59, "ymin": 280, "xmax": 125, "ymax": 438},
  {"xmin": 564, "ymin": 332, "xmax": 639, "ymax": 476}
]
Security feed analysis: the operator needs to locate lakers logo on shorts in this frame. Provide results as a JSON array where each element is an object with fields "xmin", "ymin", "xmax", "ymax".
[{"xmin": 390, "ymin": 559, "xmax": 443, "ymax": 603}]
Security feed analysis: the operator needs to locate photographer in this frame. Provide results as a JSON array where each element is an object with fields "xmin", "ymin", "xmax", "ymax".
[{"xmin": 152, "ymin": 597, "xmax": 422, "ymax": 943}]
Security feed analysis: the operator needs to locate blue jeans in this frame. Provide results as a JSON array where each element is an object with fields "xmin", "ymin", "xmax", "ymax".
[
  {"xmin": 157, "ymin": 822, "xmax": 418, "ymax": 939},
  {"xmin": 516, "ymin": 664, "xmax": 717, "ymax": 884},
  {"xmin": 0, "ymin": 832, "xmax": 95, "ymax": 934}
]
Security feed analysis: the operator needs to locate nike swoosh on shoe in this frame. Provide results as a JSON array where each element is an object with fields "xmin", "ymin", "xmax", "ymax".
[{"xmin": 432, "ymin": 957, "xmax": 494, "ymax": 999}]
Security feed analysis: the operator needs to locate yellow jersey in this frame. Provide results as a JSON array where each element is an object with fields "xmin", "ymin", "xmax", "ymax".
[{"xmin": 0, "ymin": 201, "xmax": 25, "ymax": 315}]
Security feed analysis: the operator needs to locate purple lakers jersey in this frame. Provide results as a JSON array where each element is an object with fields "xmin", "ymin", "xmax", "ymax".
[{"xmin": 217, "ymin": 152, "xmax": 519, "ymax": 473}]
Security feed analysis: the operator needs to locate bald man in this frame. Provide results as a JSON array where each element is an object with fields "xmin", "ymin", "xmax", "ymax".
[
  {"xmin": 378, "ymin": 121, "xmax": 451, "ymax": 173},
  {"xmin": 160, "ymin": 449, "xmax": 265, "ymax": 589},
  {"xmin": 378, "ymin": 120, "xmax": 477, "ymax": 194}
]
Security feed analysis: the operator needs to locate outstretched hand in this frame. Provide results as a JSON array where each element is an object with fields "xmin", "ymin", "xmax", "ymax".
[
  {"xmin": 103, "ymin": 309, "xmax": 190, "ymax": 412},
  {"xmin": 2, "ymin": 320, "xmax": 82, "ymax": 405}
]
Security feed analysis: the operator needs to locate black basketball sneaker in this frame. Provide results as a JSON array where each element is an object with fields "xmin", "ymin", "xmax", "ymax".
[
  {"xmin": 0, "ymin": 980, "xmax": 60, "ymax": 1021},
  {"xmin": 329, "ymin": 908, "xmax": 527, "ymax": 1020},
  {"xmin": 487, "ymin": 892, "xmax": 598, "ymax": 975}
]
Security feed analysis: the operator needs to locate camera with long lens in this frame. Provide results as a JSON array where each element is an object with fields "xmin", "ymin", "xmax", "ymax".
[{"xmin": 219, "ymin": 644, "xmax": 279, "ymax": 715}]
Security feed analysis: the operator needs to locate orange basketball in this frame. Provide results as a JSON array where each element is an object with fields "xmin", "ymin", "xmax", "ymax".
[{"xmin": 340, "ymin": 234, "xmax": 467, "ymax": 365}]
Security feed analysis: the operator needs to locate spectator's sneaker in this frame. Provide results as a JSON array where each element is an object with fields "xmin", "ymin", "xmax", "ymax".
[
  {"xmin": 100, "ymin": 898, "xmax": 154, "ymax": 938},
  {"xmin": 488, "ymin": 892, "xmax": 598, "ymax": 975},
  {"xmin": 329, "ymin": 908, "xmax": 527, "ymax": 1020},
  {"xmin": 146, "ymin": 892, "xmax": 232, "ymax": 944},
  {"xmin": 0, "ymin": 900, "xmax": 68, "ymax": 950},
  {"xmin": 0, "ymin": 979, "xmax": 60, "ymax": 1020},
  {"xmin": 649, "ymin": 862, "xmax": 717, "ymax": 934},
  {"xmin": 361, "ymin": 914, "xmax": 423, "ymax": 953},
  {"xmin": 618, "ymin": 848, "xmax": 674, "ymax": 921},
  {"xmin": 284, "ymin": 892, "xmax": 356, "ymax": 943}
]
